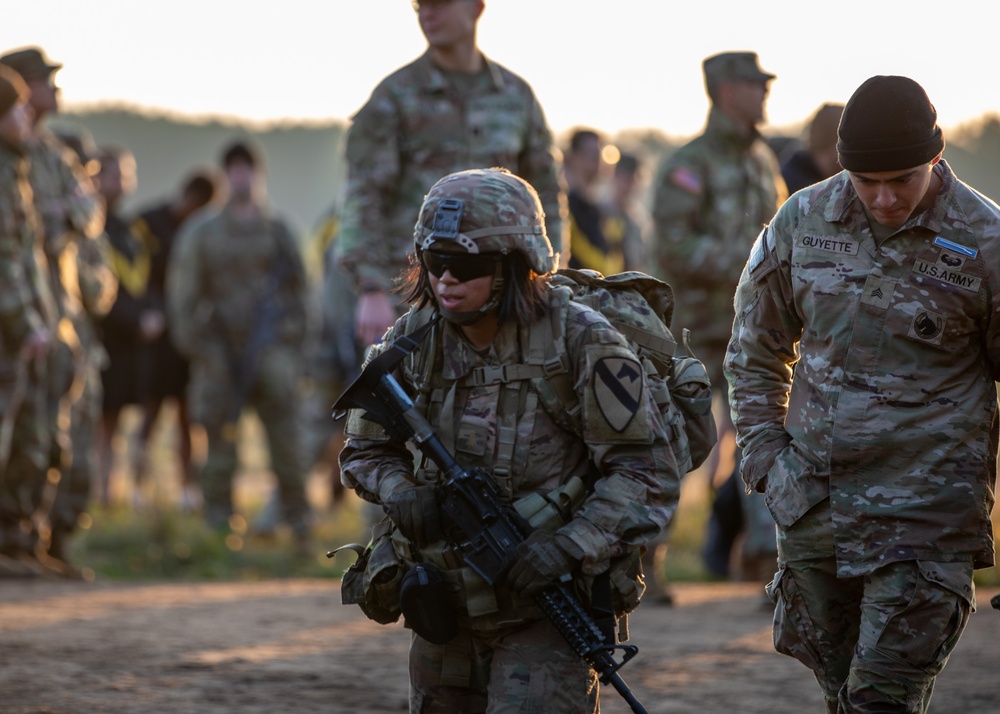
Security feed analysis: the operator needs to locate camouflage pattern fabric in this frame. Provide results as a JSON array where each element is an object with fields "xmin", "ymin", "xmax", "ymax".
[
  {"xmin": 727, "ymin": 160, "xmax": 1000, "ymax": 576},
  {"xmin": 413, "ymin": 167, "xmax": 554, "ymax": 275},
  {"xmin": 168, "ymin": 206, "xmax": 313, "ymax": 527},
  {"xmin": 0, "ymin": 142, "xmax": 55, "ymax": 553},
  {"xmin": 341, "ymin": 289, "xmax": 677, "ymax": 704},
  {"xmin": 337, "ymin": 51, "xmax": 566, "ymax": 293},
  {"xmin": 408, "ymin": 619, "xmax": 598, "ymax": 713},
  {"xmin": 26, "ymin": 129, "xmax": 112, "ymax": 541},
  {"xmin": 768, "ymin": 529, "xmax": 973, "ymax": 712},
  {"xmin": 651, "ymin": 107, "xmax": 786, "ymax": 385}
]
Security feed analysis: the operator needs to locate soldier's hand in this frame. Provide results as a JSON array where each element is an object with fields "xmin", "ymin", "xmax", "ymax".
[
  {"xmin": 507, "ymin": 530, "xmax": 579, "ymax": 597},
  {"xmin": 740, "ymin": 433, "xmax": 791, "ymax": 494},
  {"xmin": 355, "ymin": 290, "xmax": 396, "ymax": 347},
  {"xmin": 384, "ymin": 484, "xmax": 441, "ymax": 548}
]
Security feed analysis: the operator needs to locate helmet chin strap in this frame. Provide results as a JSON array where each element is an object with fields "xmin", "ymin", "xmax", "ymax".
[{"xmin": 431, "ymin": 262, "xmax": 505, "ymax": 326}]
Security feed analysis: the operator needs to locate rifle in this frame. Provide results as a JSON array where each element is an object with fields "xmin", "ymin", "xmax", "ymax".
[{"xmin": 333, "ymin": 320, "xmax": 649, "ymax": 714}]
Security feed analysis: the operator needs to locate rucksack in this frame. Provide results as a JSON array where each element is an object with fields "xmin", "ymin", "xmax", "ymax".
[
  {"xmin": 540, "ymin": 269, "xmax": 717, "ymax": 474},
  {"xmin": 402, "ymin": 268, "xmax": 716, "ymax": 477}
]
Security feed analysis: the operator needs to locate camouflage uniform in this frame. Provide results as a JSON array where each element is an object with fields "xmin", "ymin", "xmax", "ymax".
[
  {"xmin": 652, "ymin": 104, "xmax": 787, "ymax": 576},
  {"xmin": 726, "ymin": 161, "xmax": 997, "ymax": 711},
  {"xmin": 25, "ymin": 128, "xmax": 110, "ymax": 554},
  {"xmin": 651, "ymin": 105, "xmax": 786, "ymax": 383},
  {"xmin": 0, "ymin": 139, "xmax": 57, "ymax": 558},
  {"xmin": 337, "ymin": 51, "xmax": 565, "ymax": 294},
  {"xmin": 167, "ymin": 205, "xmax": 312, "ymax": 532},
  {"xmin": 340, "ymin": 169, "xmax": 678, "ymax": 712}
]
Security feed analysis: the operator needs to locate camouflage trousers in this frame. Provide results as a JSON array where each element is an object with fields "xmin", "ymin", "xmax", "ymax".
[
  {"xmin": 767, "ymin": 556, "xmax": 974, "ymax": 713},
  {"xmin": 408, "ymin": 618, "xmax": 598, "ymax": 713},
  {"xmin": 188, "ymin": 344, "xmax": 309, "ymax": 529},
  {"xmin": 0, "ymin": 366, "xmax": 50, "ymax": 555},
  {"xmin": 49, "ymin": 361, "xmax": 102, "ymax": 539}
]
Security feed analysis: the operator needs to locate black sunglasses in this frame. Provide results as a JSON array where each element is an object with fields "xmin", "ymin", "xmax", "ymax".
[{"xmin": 421, "ymin": 251, "xmax": 500, "ymax": 282}]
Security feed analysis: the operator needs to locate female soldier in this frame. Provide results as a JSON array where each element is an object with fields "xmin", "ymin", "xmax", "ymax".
[{"xmin": 339, "ymin": 168, "xmax": 679, "ymax": 713}]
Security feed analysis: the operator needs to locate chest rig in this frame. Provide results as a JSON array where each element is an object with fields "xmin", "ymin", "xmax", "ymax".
[{"xmin": 399, "ymin": 288, "xmax": 580, "ymax": 502}]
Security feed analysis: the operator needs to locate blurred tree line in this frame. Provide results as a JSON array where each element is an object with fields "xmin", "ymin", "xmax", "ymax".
[{"xmin": 52, "ymin": 108, "xmax": 1000, "ymax": 255}]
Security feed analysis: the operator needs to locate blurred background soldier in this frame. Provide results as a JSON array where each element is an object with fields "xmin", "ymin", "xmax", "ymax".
[
  {"xmin": 780, "ymin": 102, "xmax": 845, "ymax": 195},
  {"xmin": 94, "ymin": 146, "xmax": 164, "ymax": 507},
  {"xmin": 301, "ymin": 203, "xmax": 357, "ymax": 508},
  {"xmin": 601, "ymin": 152, "xmax": 650, "ymax": 272},
  {"xmin": 651, "ymin": 51, "xmax": 787, "ymax": 584},
  {"xmin": 167, "ymin": 140, "xmax": 314, "ymax": 548},
  {"xmin": 0, "ymin": 47, "xmax": 111, "ymax": 571},
  {"xmin": 565, "ymin": 127, "xmax": 622, "ymax": 274},
  {"xmin": 0, "ymin": 66, "xmax": 58, "ymax": 577},
  {"xmin": 337, "ymin": 0, "xmax": 566, "ymax": 348},
  {"xmin": 130, "ymin": 170, "xmax": 219, "ymax": 511}
]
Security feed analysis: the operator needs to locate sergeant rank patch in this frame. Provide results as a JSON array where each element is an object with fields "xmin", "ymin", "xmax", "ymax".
[{"xmin": 592, "ymin": 357, "xmax": 643, "ymax": 433}]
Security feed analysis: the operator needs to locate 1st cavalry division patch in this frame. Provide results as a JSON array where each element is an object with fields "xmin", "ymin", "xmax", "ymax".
[{"xmin": 592, "ymin": 357, "xmax": 643, "ymax": 433}]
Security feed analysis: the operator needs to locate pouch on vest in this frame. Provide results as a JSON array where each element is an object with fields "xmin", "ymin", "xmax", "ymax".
[
  {"xmin": 400, "ymin": 562, "xmax": 460, "ymax": 644},
  {"xmin": 669, "ymin": 329, "xmax": 716, "ymax": 470},
  {"xmin": 336, "ymin": 517, "xmax": 404, "ymax": 625}
]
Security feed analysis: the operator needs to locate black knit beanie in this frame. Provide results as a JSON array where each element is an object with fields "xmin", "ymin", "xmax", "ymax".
[{"xmin": 837, "ymin": 76, "xmax": 945, "ymax": 172}]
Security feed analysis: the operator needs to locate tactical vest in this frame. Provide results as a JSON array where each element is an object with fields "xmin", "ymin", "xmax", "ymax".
[{"xmin": 400, "ymin": 269, "xmax": 714, "ymax": 485}]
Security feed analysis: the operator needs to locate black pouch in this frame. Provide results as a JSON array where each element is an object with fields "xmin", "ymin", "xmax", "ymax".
[{"xmin": 399, "ymin": 562, "xmax": 459, "ymax": 644}]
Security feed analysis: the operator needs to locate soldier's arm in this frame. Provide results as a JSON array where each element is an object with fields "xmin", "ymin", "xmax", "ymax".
[
  {"xmin": 725, "ymin": 217, "xmax": 802, "ymax": 467},
  {"xmin": 165, "ymin": 218, "xmax": 206, "ymax": 357},
  {"xmin": 75, "ymin": 231, "xmax": 118, "ymax": 319},
  {"xmin": 517, "ymin": 91, "xmax": 567, "ymax": 262},
  {"xmin": 56, "ymin": 144, "xmax": 104, "ymax": 239},
  {"xmin": 337, "ymin": 89, "xmax": 404, "ymax": 294},
  {"xmin": 0, "ymin": 221, "xmax": 45, "ymax": 351},
  {"xmin": 651, "ymin": 155, "xmax": 740, "ymax": 285},
  {"xmin": 275, "ymin": 218, "xmax": 316, "ymax": 345},
  {"xmin": 552, "ymin": 309, "xmax": 679, "ymax": 576}
]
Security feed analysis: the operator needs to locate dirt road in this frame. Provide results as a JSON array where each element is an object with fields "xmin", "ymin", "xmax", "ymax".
[{"xmin": 1, "ymin": 578, "xmax": 997, "ymax": 713}]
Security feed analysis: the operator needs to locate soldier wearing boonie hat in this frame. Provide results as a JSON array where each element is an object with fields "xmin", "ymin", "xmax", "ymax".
[
  {"xmin": 0, "ymin": 61, "xmax": 60, "ymax": 577},
  {"xmin": 726, "ymin": 75, "xmax": 999, "ymax": 712},
  {"xmin": 0, "ymin": 47, "xmax": 62, "ymax": 81},
  {"xmin": 0, "ymin": 44, "xmax": 109, "ymax": 576}
]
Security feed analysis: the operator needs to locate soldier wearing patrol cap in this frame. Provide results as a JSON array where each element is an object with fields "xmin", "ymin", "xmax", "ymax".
[
  {"xmin": 340, "ymin": 168, "xmax": 679, "ymax": 713},
  {"xmin": 650, "ymin": 51, "xmax": 787, "ymax": 590},
  {"xmin": 726, "ymin": 75, "xmax": 999, "ymax": 713}
]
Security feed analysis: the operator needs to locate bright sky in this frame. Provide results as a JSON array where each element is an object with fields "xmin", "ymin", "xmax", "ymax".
[{"xmin": 5, "ymin": 0, "xmax": 999, "ymax": 139}]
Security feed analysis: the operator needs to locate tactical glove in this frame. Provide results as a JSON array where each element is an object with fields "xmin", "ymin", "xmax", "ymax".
[
  {"xmin": 507, "ymin": 530, "xmax": 580, "ymax": 597},
  {"xmin": 740, "ymin": 433, "xmax": 791, "ymax": 494},
  {"xmin": 384, "ymin": 485, "xmax": 442, "ymax": 548}
]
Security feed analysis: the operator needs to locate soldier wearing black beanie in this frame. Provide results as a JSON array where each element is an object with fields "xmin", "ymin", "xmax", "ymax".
[{"xmin": 837, "ymin": 75, "xmax": 945, "ymax": 172}]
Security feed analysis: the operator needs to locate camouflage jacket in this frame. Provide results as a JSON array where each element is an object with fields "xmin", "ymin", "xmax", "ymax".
[
  {"xmin": 167, "ymin": 205, "xmax": 312, "ymax": 359},
  {"xmin": 651, "ymin": 108, "xmax": 786, "ymax": 373},
  {"xmin": 337, "ymin": 51, "xmax": 566, "ymax": 293},
  {"xmin": 26, "ymin": 129, "xmax": 113, "ymax": 357},
  {"xmin": 0, "ymin": 141, "xmax": 55, "ymax": 365},
  {"xmin": 725, "ymin": 161, "xmax": 1000, "ymax": 576},
  {"xmin": 340, "ymin": 292, "xmax": 678, "ymax": 624}
]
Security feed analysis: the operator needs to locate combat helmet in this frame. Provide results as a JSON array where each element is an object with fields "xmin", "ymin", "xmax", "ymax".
[{"xmin": 413, "ymin": 167, "xmax": 554, "ymax": 275}]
